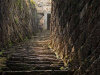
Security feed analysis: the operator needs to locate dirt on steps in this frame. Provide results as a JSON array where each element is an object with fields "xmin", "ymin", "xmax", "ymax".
[{"xmin": 0, "ymin": 30, "xmax": 74, "ymax": 75}]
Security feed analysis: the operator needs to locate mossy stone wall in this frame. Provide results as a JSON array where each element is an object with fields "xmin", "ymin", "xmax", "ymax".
[
  {"xmin": 50, "ymin": 0, "xmax": 100, "ymax": 75},
  {"xmin": 0, "ymin": 0, "xmax": 39, "ymax": 48}
]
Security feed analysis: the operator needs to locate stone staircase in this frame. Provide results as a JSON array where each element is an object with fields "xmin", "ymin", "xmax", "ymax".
[{"xmin": 0, "ymin": 31, "xmax": 74, "ymax": 75}]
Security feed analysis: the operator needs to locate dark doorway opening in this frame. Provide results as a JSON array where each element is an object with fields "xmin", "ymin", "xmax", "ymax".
[{"xmin": 47, "ymin": 14, "xmax": 51, "ymax": 30}]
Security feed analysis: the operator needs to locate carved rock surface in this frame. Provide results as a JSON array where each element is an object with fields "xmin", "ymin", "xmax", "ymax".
[
  {"xmin": 0, "ymin": 0, "xmax": 39, "ymax": 48},
  {"xmin": 50, "ymin": 0, "xmax": 100, "ymax": 75}
]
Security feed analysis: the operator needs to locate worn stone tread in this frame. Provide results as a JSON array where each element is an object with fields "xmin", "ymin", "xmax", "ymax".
[
  {"xmin": 7, "ymin": 61, "xmax": 63, "ymax": 64},
  {"xmin": 1, "ymin": 30, "xmax": 73, "ymax": 75},
  {"xmin": 1, "ymin": 70, "xmax": 74, "ymax": 75}
]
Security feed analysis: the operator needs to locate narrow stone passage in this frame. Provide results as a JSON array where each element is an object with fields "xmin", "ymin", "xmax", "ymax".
[{"xmin": 1, "ymin": 30, "xmax": 73, "ymax": 75}]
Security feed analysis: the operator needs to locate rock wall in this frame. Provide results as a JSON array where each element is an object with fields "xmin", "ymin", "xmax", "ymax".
[
  {"xmin": 0, "ymin": 0, "xmax": 39, "ymax": 48},
  {"xmin": 50, "ymin": 0, "xmax": 100, "ymax": 75}
]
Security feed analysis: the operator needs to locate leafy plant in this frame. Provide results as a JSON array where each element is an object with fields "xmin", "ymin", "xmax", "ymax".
[
  {"xmin": 60, "ymin": 67, "xmax": 64, "ymax": 70},
  {"xmin": 60, "ymin": 66, "xmax": 69, "ymax": 70},
  {"xmin": 64, "ymin": 63, "xmax": 67, "ymax": 66},
  {"xmin": 0, "ymin": 49, "xmax": 4, "ymax": 55}
]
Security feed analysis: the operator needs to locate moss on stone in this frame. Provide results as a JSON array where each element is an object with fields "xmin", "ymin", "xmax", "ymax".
[
  {"xmin": 30, "ymin": 0, "xmax": 35, "ymax": 5},
  {"xmin": 16, "ymin": 0, "xmax": 23, "ymax": 10},
  {"xmin": 14, "ymin": 18, "xmax": 19, "ymax": 24},
  {"xmin": 0, "ymin": 49, "xmax": 4, "ymax": 55},
  {"xmin": 1, "ymin": 0, "xmax": 39, "ymax": 51},
  {"xmin": 0, "ymin": 57, "xmax": 7, "ymax": 71}
]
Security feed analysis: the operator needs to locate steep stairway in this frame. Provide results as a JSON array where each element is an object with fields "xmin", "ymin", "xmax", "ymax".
[{"xmin": 0, "ymin": 31, "xmax": 74, "ymax": 75}]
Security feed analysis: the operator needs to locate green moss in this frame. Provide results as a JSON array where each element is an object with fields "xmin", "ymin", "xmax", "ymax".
[
  {"xmin": 60, "ymin": 67, "xmax": 64, "ymax": 70},
  {"xmin": 0, "ymin": 57, "xmax": 7, "ymax": 72},
  {"xmin": 30, "ymin": 0, "xmax": 35, "ymax": 5},
  {"xmin": 20, "ymin": 6, "xmax": 23, "ymax": 10},
  {"xmin": 7, "ymin": 38, "xmax": 13, "ymax": 47},
  {"xmin": 32, "ymin": 67, "xmax": 36, "ymax": 70},
  {"xmin": 18, "ymin": 33, "xmax": 23, "ymax": 41},
  {"xmin": 23, "ymin": 37, "xmax": 29, "ymax": 41},
  {"xmin": 64, "ymin": 63, "xmax": 67, "ymax": 66},
  {"xmin": 0, "ymin": 49, "xmax": 4, "ymax": 55},
  {"xmin": 60, "ymin": 66, "xmax": 69, "ymax": 70},
  {"xmin": 16, "ymin": 0, "xmax": 23, "ymax": 10},
  {"xmin": 8, "ymin": 43, "xmax": 13, "ymax": 47},
  {"xmin": 14, "ymin": 18, "xmax": 19, "ymax": 24}
]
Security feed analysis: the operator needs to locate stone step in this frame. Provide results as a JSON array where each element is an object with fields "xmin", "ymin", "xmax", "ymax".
[
  {"xmin": 30, "ymin": 55, "xmax": 56, "ymax": 58},
  {"xmin": 24, "ymin": 57, "xmax": 60, "ymax": 61},
  {"xmin": 34, "ymin": 66, "xmax": 63, "ymax": 70},
  {"xmin": 11, "ymin": 50, "xmax": 54, "ymax": 54},
  {"xmin": 7, "ymin": 60, "xmax": 63, "ymax": 64},
  {"xmin": 11, "ymin": 54, "xmax": 28, "ymax": 57},
  {"xmin": 32, "ymin": 47, "xmax": 50, "ymax": 49},
  {"xmin": 0, "ymin": 52, "xmax": 12, "ymax": 57},
  {"xmin": 1, "ymin": 70, "xmax": 74, "ymax": 75},
  {"xmin": 2, "ymin": 52, "xmax": 10, "ymax": 55},
  {"xmin": 1, "ymin": 67, "xmax": 10, "ymax": 71},
  {"xmin": 0, "ymin": 55, "xmax": 8, "ymax": 57},
  {"xmin": 11, "ymin": 55, "xmax": 56, "ymax": 58},
  {"xmin": 32, "ymin": 45, "xmax": 45, "ymax": 47},
  {"xmin": 29, "ymin": 52, "xmax": 55, "ymax": 55},
  {"xmin": 32, "ymin": 42, "xmax": 48, "ymax": 44},
  {"xmin": 7, "ymin": 63, "xmax": 64, "ymax": 67},
  {"xmin": 31, "ymin": 47, "xmax": 49, "ymax": 50},
  {"xmin": 0, "ymin": 31, "xmax": 72, "ymax": 74},
  {"xmin": 6, "ymin": 66, "xmax": 65, "ymax": 70},
  {"xmin": 31, "ymin": 49, "xmax": 53, "ymax": 52},
  {"xmin": 8, "ymin": 56, "xmax": 57, "ymax": 60},
  {"xmin": 32, "ymin": 40, "xmax": 50, "ymax": 43},
  {"xmin": 11, "ymin": 49, "xmax": 54, "ymax": 54},
  {"xmin": 11, "ymin": 54, "xmax": 56, "ymax": 57},
  {"xmin": 29, "ymin": 52, "xmax": 54, "ymax": 55},
  {"xmin": 11, "ymin": 53, "xmax": 55, "ymax": 57},
  {"xmin": 34, "ymin": 52, "xmax": 54, "ymax": 54},
  {"xmin": 8, "ymin": 57, "xmax": 59, "ymax": 61}
]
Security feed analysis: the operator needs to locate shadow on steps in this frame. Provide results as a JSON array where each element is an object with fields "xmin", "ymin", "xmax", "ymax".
[{"xmin": 1, "ymin": 70, "xmax": 74, "ymax": 75}]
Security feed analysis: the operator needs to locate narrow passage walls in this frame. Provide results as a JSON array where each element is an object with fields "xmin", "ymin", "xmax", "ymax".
[
  {"xmin": 50, "ymin": 0, "xmax": 100, "ymax": 75},
  {"xmin": 0, "ymin": 0, "xmax": 39, "ymax": 48}
]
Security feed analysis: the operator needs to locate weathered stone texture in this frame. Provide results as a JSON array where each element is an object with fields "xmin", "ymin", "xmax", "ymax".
[
  {"xmin": 50, "ymin": 0, "xmax": 100, "ymax": 74},
  {"xmin": 0, "ymin": 0, "xmax": 39, "ymax": 48}
]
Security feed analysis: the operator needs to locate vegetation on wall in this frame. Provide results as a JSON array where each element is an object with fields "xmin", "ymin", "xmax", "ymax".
[
  {"xmin": 50, "ymin": 0, "xmax": 100, "ymax": 75},
  {"xmin": 16, "ymin": 0, "xmax": 23, "ymax": 10},
  {"xmin": 0, "ymin": 0, "xmax": 39, "ymax": 49},
  {"xmin": 30, "ymin": 0, "xmax": 35, "ymax": 5}
]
